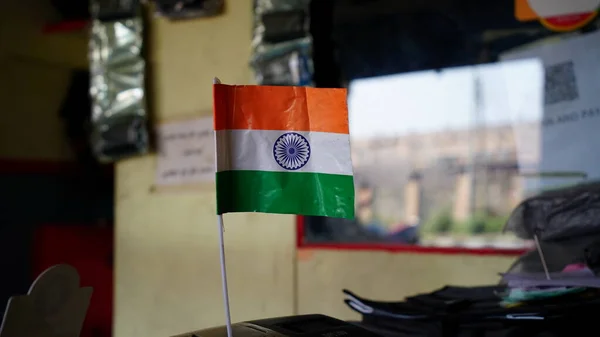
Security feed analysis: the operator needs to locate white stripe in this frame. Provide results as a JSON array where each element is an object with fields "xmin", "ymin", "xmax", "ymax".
[{"xmin": 216, "ymin": 129, "xmax": 353, "ymax": 175}]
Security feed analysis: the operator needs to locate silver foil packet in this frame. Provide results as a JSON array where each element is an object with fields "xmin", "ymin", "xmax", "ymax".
[
  {"xmin": 251, "ymin": 0, "xmax": 313, "ymax": 85},
  {"xmin": 251, "ymin": 38, "xmax": 313, "ymax": 86},
  {"xmin": 154, "ymin": 0, "xmax": 225, "ymax": 20},
  {"xmin": 89, "ymin": 17, "xmax": 148, "ymax": 162},
  {"xmin": 252, "ymin": 0, "xmax": 311, "ymax": 51}
]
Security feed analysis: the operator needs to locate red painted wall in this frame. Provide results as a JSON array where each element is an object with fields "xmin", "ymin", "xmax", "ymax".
[{"xmin": 33, "ymin": 225, "xmax": 113, "ymax": 337}]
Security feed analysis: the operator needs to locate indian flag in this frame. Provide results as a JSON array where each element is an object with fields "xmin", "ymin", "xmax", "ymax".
[{"xmin": 213, "ymin": 83, "xmax": 355, "ymax": 219}]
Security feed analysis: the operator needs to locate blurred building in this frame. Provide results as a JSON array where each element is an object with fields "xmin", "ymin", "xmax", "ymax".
[{"xmin": 351, "ymin": 122, "xmax": 540, "ymax": 227}]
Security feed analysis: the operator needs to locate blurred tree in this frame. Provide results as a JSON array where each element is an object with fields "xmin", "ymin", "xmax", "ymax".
[{"xmin": 423, "ymin": 207, "xmax": 454, "ymax": 234}]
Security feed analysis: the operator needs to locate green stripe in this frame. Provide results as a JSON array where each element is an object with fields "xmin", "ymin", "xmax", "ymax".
[{"xmin": 216, "ymin": 170, "xmax": 355, "ymax": 219}]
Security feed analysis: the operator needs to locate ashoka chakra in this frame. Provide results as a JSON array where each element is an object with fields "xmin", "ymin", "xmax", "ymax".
[{"xmin": 273, "ymin": 132, "xmax": 311, "ymax": 170}]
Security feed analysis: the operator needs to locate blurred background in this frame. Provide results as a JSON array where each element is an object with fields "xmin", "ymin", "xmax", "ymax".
[{"xmin": 1, "ymin": 1, "xmax": 599, "ymax": 337}]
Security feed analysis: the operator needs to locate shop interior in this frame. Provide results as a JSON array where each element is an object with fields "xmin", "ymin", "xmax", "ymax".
[{"xmin": 1, "ymin": 0, "xmax": 600, "ymax": 336}]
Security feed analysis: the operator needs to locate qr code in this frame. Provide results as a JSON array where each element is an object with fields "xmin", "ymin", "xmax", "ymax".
[{"xmin": 544, "ymin": 61, "xmax": 579, "ymax": 105}]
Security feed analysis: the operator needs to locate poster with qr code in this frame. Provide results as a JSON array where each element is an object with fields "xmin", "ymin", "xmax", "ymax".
[{"xmin": 501, "ymin": 31, "xmax": 600, "ymax": 191}]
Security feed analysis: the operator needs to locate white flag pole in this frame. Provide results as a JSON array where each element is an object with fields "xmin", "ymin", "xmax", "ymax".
[
  {"xmin": 214, "ymin": 77, "xmax": 233, "ymax": 337},
  {"xmin": 217, "ymin": 214, "xmax": 233, "ymax": 337}
]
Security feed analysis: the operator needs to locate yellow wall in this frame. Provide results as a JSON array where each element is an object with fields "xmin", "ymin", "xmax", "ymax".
[
  {"xmin": 115, "ymin": 4, "xmax": 518, "ymax": 337},
  {"xmin": 0, "ymin": 2, "xmax": 85, "ymax": 160},
  {"xmin": 114, "ymin": 4, "xmax": 296, "ymax": 337}
]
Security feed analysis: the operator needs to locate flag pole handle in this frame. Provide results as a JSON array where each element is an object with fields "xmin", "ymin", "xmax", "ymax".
[
  {"xmin": 217, "ymin": 213, "xmax": 233, "ymax": 337},
  {"xmin": 214, "ymin": 77, "xmax": 233, "ymax": 337}
]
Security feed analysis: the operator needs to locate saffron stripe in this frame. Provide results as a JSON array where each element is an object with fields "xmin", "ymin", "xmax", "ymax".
[{"xmin": 213, "ymin": 84, "xmax": 349, "ymax": 134}]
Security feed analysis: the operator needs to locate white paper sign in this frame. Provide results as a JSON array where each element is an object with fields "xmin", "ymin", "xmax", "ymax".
[
  {"xmin": 155, "ymin": 117, "xmax": 215, "ymax": 186},
  {"xmin": 502, "ymin": 31, "xmax": 600, "ymax": 191}
]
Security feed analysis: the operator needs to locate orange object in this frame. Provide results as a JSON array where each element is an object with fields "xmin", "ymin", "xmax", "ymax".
[
  {"xmin": 540, "ymin": 11, "xmax": 598, "ymax": 31},
  {"xmin": 514, "ymin": 0, "xmax": 598, "ymax": 31},
  {"xmin": 213, "ymin": 84, "xmax": 349, "ymax": 134},
  {"xmin": 515, "ymin": 0, "xmax": 538, "ymax": 21}
]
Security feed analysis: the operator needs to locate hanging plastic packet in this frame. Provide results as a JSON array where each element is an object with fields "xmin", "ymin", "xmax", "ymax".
[
  {"xmin": 252, "ymin": 0, "xmax": 311, "ymax": 51},
  {"xmin": 89, "ymin": 0, "xmax": 149, "ymax": 162},
  {"xmin": 153, "ymin": 0, "xmax": 224, "ymax": 20},
  {"xmin": 251, "ymin": 38, "xmax": 313, "ymax": 86},
  {"xmin": 251, "ymin": 0, "xmax": 313, "ymax": 86}
]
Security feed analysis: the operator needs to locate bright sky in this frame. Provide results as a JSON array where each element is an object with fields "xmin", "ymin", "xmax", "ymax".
[{"xmin": 347, "ymin": 58, "xmax": 545, "ymax": 139}]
